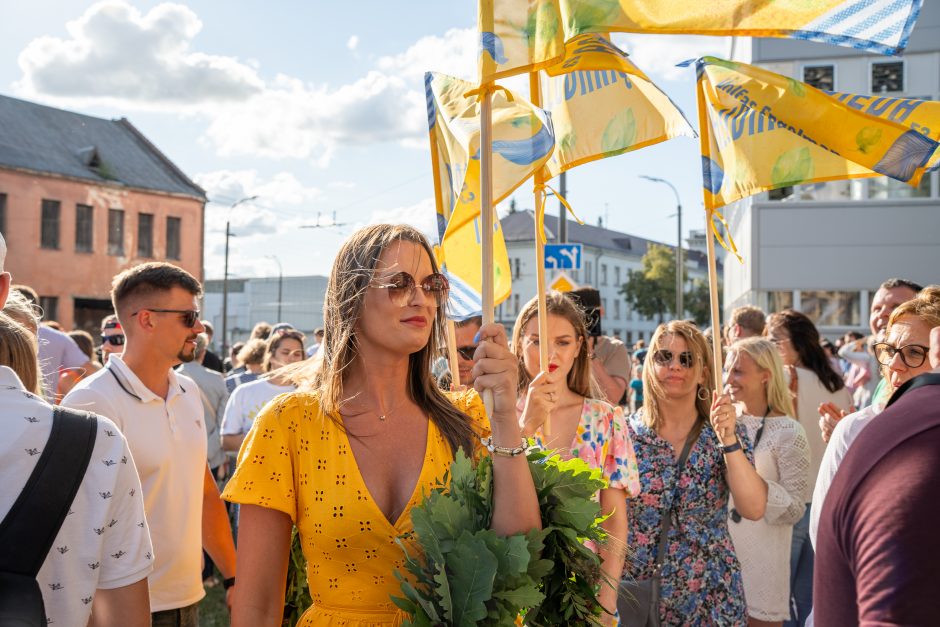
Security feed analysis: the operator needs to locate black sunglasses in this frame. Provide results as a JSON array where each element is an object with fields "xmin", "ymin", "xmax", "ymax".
[
  {"xmin": 874, "ymin": 341, "xmax": 929, "ymax": 369},
  {"xmin": 456, "ymin": 346, "xmax": 476, "ymax": 361},
  {"xmin": 132, "ymin": 308, "xmax": 201, "ymax": 328},
  {"xmin": 370, "ymin": 271, "xmax": 449, "ymax": 307},
  {"xmin": 100, "ymin": 334, "xmax": 125, "ymax": 346},
  {"xmin": 652, "ymin": 349, "xmax": 695, "ymax": 369}
]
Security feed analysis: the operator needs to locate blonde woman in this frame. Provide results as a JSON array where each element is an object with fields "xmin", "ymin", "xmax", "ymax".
[
  {"xmin": 725, "ymin": 338, "xmax": 811, "ymax": 627},
  {"xmin": 221, "ymin": 225, "xmax": 539, "ymax": 626},
  {"xmin": 513, "ymin": 292, "xmax": 640, "ymax": 623},
  {"xmin": 622, "ymin": 321, "xmax": 767, "ymax": 626}
]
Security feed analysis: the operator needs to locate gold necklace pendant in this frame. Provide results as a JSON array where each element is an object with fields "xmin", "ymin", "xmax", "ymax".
[{"xmin": 378, "ymin": 414, "xmax": 387, "ymax": 421}]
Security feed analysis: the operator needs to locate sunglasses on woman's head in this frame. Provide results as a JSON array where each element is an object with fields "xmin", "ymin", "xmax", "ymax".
[
  {"xmin": 100, "ymin": 334, "xmax": 125, "ymax": 346},
  {"xmin": 370, "ymin": 271, "xmax": 449, "ymax": 307},
  {"xmin": 652, "ymin": 349, "xmax": 695, "ymax": 369}
]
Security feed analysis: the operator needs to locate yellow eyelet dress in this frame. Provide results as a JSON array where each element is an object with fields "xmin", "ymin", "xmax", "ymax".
[{"xmin": 222, "ymin": 389, "xmax": 488, "ymax": 626}]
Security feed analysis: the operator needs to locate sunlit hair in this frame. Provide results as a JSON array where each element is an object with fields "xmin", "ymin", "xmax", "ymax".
[
  {"xmin": 262, "ymin": 329, "xmax": 306, "ymax": 373},
  {"xmin": 286, "ymin": 224, "xmax": 477, "ymax": 456},
  {"xmin": 0, "ymin": 311, "xmax": 41, "ymax": 395},
  {"xmin": 727, "ymin": 337, "xmax": 795, "ymax": 418},
  {"xmin": 237, "ymin": 338, "xmax": 267, "ymax": 366},
  {"xmin": 2, "ymin": 290, "xmax": 40, "ymax": 336},
  {"xmin": 882, "ymin": 285, "xmax": 940, "ymax": 377},
  {"xmin": 641, "ymin": 320, "xmax": 714, "ymax": 430},
  {"xmin": 511, "ymin": 292, "xmax": 600, "ymax": 399},
  {"xmin": 766, "ymin": 309, "xmax": 844, "ymax": 394}
]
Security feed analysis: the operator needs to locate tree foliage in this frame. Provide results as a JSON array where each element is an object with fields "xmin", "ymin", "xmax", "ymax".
[{"xmin": 619, "ymin": 244, "xmax": 720, "ymax": 327}]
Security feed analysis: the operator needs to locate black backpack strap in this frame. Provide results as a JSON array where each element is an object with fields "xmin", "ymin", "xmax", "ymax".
[
  {"xmin": 0, "ymin": 407, "xmax": 98, "ymax": 576},
  {"xmin": 652, "ymin": 424, "xmax": 698, "ymax": 571}
]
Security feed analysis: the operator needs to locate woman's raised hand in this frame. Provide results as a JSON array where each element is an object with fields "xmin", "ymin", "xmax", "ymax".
[
  {"xmin": 519, "ymin": 370, "xmax": 564, "ymax": 437},
  {"xmin": 710, "ymin": 391, "xmax": 739, "ymax": 446},
  {"xmin": 470, "ymin": 323, "xmax": 521, "ymax": 430}
]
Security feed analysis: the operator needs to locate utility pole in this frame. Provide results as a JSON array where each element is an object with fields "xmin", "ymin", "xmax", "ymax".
[
  {"xmin": 640, "ymin": 176, "xmax": 683, "ymax": 318},
  {"xmin": 267, "ymin": 255, "xmax": 283, "ymax": 322},
  {"xmin": 221, "ymin": 195, "xmax": 258, "ymax": 359}
]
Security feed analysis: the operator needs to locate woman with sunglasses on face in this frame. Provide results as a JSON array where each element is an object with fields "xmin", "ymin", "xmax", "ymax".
[
  {"xmin": 513, "ymin": 292, "xmax": 641, "ymax": 625},
  {"xmin": 623, "ymin": 320, "xmax": 767, "ymax": 626},
  {"xmin": 222, "ymin": 225, "xmax": 539, "ymax": 627},
  {"xmin": 724, "ymin": 338, "xmax": 810, "ymax": 627},
  {"xmin": 764, "ymin": 310, "xmax": 851, "ymax": 627},
  {"xmin": 810, "ymin": 286, "xmax": 939, "ymax": 548}
]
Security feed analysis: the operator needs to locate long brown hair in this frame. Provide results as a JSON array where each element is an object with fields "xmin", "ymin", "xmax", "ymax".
[
  {"xmin": 766, "ymin": 310, "xmax": 844, "ymax": 394},
  {"xmin": 0, "ymin": 311, "xmax": 41, "ymax": 395},
  {"xmin": 641, "ymin": 320, "xmax": 714, "ymax": 430},
  {"xmin": 262, "ymin": 329, "xmax": 306, "ymax": 373},
  {"xmin": 287, "ymin": 224, "xmax": 476, "ymax": 455},
  {"xmin": 511, "ymin": 292, "xmax": 601, "ymax": 399}
]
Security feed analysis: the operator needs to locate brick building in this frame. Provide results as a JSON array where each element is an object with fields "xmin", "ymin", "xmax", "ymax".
[{"xmin": 0, "ymin": 94, "xmax": 206, "ymax": 331}]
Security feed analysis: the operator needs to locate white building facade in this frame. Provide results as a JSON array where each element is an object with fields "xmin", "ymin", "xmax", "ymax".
[
  {"xmin": 499, "ymin": 211, "xmax": 712, "ymax": 344},
  {"xmin": 723, "ymin": 3, "xmax": 940, "ymax": 338}
]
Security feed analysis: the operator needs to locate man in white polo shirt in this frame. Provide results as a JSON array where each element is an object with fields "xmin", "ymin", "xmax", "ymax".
[{"xmin": 63, "ymin": 262, "xmax": 236, "ymax": 627}]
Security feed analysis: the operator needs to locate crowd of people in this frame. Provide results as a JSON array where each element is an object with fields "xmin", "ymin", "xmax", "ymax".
[{"xmin": 1, "ymin": 226, "xmax": 938, "ymax": 627}]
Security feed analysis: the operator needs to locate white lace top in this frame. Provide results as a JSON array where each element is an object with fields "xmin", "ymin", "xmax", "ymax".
[{"xmin": 728, "ymin": 414, "xmax": 811, "ymax": 621}]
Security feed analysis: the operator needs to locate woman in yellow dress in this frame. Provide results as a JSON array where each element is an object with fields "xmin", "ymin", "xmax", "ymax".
[{"xmin": 222, "ymin": 224, "xmax": 541, "ymax": 626}]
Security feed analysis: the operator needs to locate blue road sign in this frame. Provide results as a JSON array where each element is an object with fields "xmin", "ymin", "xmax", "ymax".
[{"xmin": 544, "ymin": 243, "xmax": 582, "ymax": 270}]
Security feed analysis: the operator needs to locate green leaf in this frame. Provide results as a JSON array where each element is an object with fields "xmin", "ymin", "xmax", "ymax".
[
  {"xmin": 446, "ymin": 532, "xmax": 498, "ymax": 626},
  {"xmin": 601, "ymin": 108, "xmax": 637, "ymax": 153},
  {"xmin": 771, "ymin": 146, "xmax": 814, "ymax": 186},
  {"xmin": 493, "ymin": 583, "xmax": 545, "ymax": 607}
]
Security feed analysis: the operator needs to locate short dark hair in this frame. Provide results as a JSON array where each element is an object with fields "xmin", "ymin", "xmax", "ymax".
[
  {"xmin": 880, "ymin": 278, "xmax": 924, "ymax": 293},
  {"xmin": 111, "ymin": 262, "xmax": 202, "ymax": 316},
  {"xmin": 455, "ymin": 315, "xmax": 483, "ymax": 329}
]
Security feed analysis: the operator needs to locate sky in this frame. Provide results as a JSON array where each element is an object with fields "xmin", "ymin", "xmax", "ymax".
[{"xmin": 1, "ymin": 1, "xmax": 740, "ymax": 279}]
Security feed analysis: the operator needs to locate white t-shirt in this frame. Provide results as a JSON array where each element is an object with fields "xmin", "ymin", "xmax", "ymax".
[
  {"xmin": 793, "ymin": 367, "xmax": 854, "ymax": 490},
  {"xmin": 0, "ymin": 366, "xmax": 152, "ymax": 625},
  {"xmin": 62, "ymin": 356, "xmax": 208, "ymax": 612},
  {"xmin": 37, "ymin": 325, "xmax": 88, "ymax": 400},
  {"xmin": 220, "ymin": 378, "xmax": 295, "ymax": 437}
]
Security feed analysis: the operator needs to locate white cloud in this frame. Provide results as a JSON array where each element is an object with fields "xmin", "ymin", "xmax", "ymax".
[
  {"xmin": 613, "ymin": 34, "xmax": 732, "ymax": 81},
  {"xmin": 195, "ymin": 169, "xmax": 321, "ymax": 209},
  {"xmin": 347, "ymin": 35, "xmax": 359, "ymax": 51},
  {"xmin": 367, "ymin": 197, "xmax": 439, "ymax": 244},
  {"xmin": 16, "ymin": 1, "xmax": 263, "ymax": 105},
  {"xmin": 377, "ymin": 27, "xmax": 477, "ymax": 81}
]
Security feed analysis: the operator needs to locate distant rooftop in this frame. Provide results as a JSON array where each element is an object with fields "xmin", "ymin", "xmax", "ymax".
[
  {"xmin": 0, "ymin": 94, "xmax": 205, "ymax": 200},
  {"xmin": 500, "ymin": 210, "xmax": 717, "ymax": 271}
]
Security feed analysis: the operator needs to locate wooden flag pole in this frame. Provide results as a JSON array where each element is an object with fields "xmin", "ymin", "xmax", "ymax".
[
  {"xmin": 529, "ymin": 70, "xmax": 552, "ymax": 437},
  {"xmin": 446, "ymin": 320, "xmax": 461, "ymax": 388},
  {"xmin": 705, "ymin": 210, "xmax": 724, "ymax": 393},
  {"xmin": 480, "ymin": 86, "xmax": 496, "ymax": 417}
]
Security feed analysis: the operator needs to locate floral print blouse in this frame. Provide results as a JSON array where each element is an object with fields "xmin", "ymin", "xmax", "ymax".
[{"xmin": 625, "ymin": 413, "xmax": 752, "ymax": 626}]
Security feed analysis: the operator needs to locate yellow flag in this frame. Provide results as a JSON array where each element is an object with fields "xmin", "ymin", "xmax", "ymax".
[
  {"xmin": 478, "ymin": 0, "xmax": 565, "ymax": 83},
  {"xmin": 692, "ymin": 56, "xmax": 940, "ymax": 212},
  {"xmin": 540, "ymin": 34, "xmax": 695, "ymax": 179},
  {"xmin": 426, "ymin": 72, "xmax": 556, "ymax": 317},
  {"xmin": 559, "ymin": 0, "xmax": 923, "ymax": 56}
]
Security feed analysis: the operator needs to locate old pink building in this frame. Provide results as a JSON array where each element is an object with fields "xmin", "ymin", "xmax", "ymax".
[{"xmin": 0, "ymin": 94, "xmax": 206, "ymax": 331}]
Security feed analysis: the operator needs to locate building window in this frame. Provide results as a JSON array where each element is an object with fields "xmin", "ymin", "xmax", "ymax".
[
  {"xmin": 626, "ymin": 331, "xmax": 633, "ymax": 344},
  {"xmin": 41, "ymin": 199, "xmax": 61, "ymax": 249},
  {"xmin": 0, "ymin": 193, "xmax": 6, "ymax": 235},
  {"xmin": 585, "ymin": 260, "xmax": 593, "ymax": 283},
  {"xmin": 39, "ymin": 296, "xmax": 58, "ymax": 322},
  {"xmin": 75, "ymin": 204, "xmax": 94, "ymax": 253},
  {"xmin": 601, "ymin": 264, "xmax": 608, "ymax": 285},
  {"xmin": 514, "ymin": 257, "xmax": 521, "ymax": 279},
  {"xmin": 108, "ymin": 209, "xmax": 124, "ymax": 256},
  {"xmin": 514, "ymin": 294, "xmax": 520, "ymax": 316},
  {"xmin": 571, "ymin": 269, "xmax": 579, "ymax": 282},
  {"xmin": 871, "ymin": 61, "xmax": 903, "ymax": 93},
  {"xmin": 867, "ymin": 175, "xmax": 930, "ymax": 199},
  {"xmin": 614, "ymin": 299, "xmax": 621, "ymax": 320},
  {"xmin": 803, "ymin": 65, "xmax": 834, "ymax": 91},
  {"xmin": 767, "ymin": 290, "xmax": 794, "ymax": 313},
  {"xmin": 137, "ymin": 212, "xmax": 154, "ymax": 258},
  {"xmin": 166, "ymin": 216, "xmax": 182, "ymax": 260},
  {"xmin": 601, "ymin": 297, "xmax": 608, "ymax": 315},
  {"xmin": 614, "ymin": 266, "xmax": 621, "ymax": 286},
  {"xmin": 800, "ymin": 290, "xmax": 861, "ymax": 327}
]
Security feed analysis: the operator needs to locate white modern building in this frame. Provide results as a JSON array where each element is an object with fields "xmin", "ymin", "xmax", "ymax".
[
  {"xmin": 499, "ymin": 210, "xmax": 714, "ymax": 344},
  {"xmin": 723, "ymin": 2, "xmax": 940, "ymax": 338},
  {"xmin": 203, "ymin": 275, "xmax": 327, "ymax": 348}
]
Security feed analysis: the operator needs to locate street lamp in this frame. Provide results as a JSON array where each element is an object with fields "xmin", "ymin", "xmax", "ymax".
[
  {"xmin": 266, "ymin": 255, "xmax": 283, "ymax": 322},
  {"xmin": 222, "ymin": 195, "xmax": 258, "ymax": 359},
  {"xmin": 640, "ymin": 175, "xmax": 683, "ymax": 318}
]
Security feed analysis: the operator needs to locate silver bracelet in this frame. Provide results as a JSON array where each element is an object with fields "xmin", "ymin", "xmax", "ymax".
[{"xmin": 480, "ymin": 436, "xmax": 530, "ymax": 457}]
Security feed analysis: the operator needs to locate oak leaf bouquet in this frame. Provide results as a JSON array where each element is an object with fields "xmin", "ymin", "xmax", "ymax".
[{"xmin": 392, "ymin": 447, "xmax": 611, "ymax": 626}]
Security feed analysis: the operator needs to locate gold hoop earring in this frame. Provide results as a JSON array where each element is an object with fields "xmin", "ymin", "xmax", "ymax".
[{"xmin": 697, "ymin": 386, "xmax": 709, "ymax": 401}]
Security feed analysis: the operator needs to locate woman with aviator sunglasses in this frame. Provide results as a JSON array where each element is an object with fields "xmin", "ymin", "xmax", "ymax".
[
  {"xmin": 621, "ymin": 320, "xmax": 767, "ymax": 626},
  {"xmin": 222, "ymin": 224, "xmax": 540, "ymax": 626},
  {"xmin": 810, "ymin": 285, "xmax": 939, "ymax": 548}
]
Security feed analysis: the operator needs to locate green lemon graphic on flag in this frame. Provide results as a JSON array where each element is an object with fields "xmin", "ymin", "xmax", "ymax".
[
  {"xmin": 856, "ymin": 127, "xmax": 883, "ymax": 154},
  {"xmin": 771, "ymin": 147, "xmax": 814, "ymax": 186},
  {"xmin": 602, "ymin": 108, "xmax": 636, "ymax": 154},
  {"xmin": 568, "ymin": 0, "xmax": 620, "ymax": 35},
  {"xmin": 525, "ymin": 1, "xmax": 560, "ymax": 45},
  {"xmin": 786, "ymin": 78, "xmax": 806, "ymax": 97},
  {"xmin": 560, "ymin": 131, "xmax": 577, "ymax": 154}
]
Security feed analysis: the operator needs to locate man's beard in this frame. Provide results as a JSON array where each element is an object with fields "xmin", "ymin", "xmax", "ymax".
[{"xmin": 177, "ymin": 341, "xmax": 197, "ymax": 363}]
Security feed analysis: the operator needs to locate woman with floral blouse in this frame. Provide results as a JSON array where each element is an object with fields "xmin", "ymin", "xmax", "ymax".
[{"xmin": 622, "ymin": 320, "xmax": 767, "ymax": 626}]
